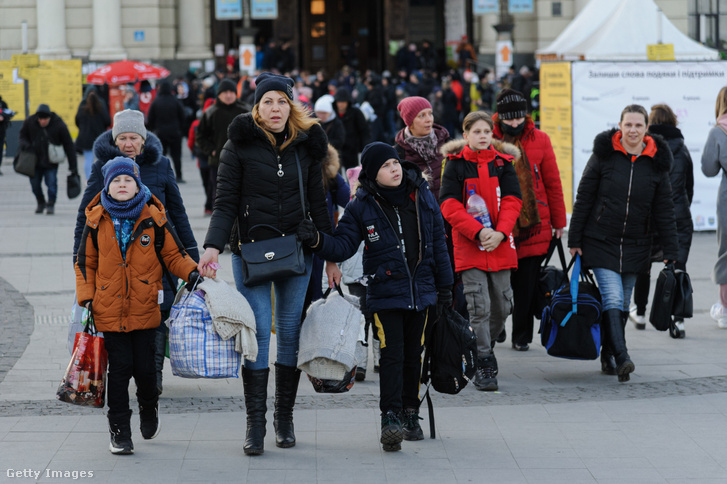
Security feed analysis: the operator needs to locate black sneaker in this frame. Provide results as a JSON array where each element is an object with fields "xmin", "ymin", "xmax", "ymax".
[
  {"xmin": 355, "ymin": 367, "xmax": 366, "ymax": 382},
  {"xmin": 401, "ymin": 408, "xmax": 424, "ymax": 441},
  {"xmin": 109, "ymin": 424, "xmax": 134, "ymax": 455},
  {"xmin": 139, "ymin": 404, "xmax": 160, "ymax": 440},
  {"xmin": 473, "ymin": 355, "xmax": 498, "ymax": 391},
  {"xmin": 380, "ymin": 410, "xmax": 403, "ymax": 451}
]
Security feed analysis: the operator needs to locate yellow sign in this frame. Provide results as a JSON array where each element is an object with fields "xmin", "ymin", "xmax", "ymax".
[
  {"xmin": 0, "ymin": 61, "xmax": 26, "ymax": 120},
  {"xmin": 647, "ymin": 43, "xmax": 675, "ymax": 61},
  {"xmin": 11, "ymin": 54, "xmax": 39, "ymax": 69},
  {"xmin": 540, "ymin": 61, "xmax": 573, "ymax": 212},
  {"xmin": 2, "ymin": 59, "xmax": 82, "ymax": 135}
]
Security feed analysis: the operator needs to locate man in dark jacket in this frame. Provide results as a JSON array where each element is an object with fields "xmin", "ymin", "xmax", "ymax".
[
  {"xmin": 333, "ymin": 87, "xmax": 370, "ymax": 169},
  {"xmin": 196, "ymin": 78, "xmax": 250, "ymax": 212},
  {"xmin": 17, "ymin": 104, "xmax": 78, "ymax": 214},
  {"xmin": 147, "ymin": 81, "xmax": 186, "ymax": 182}
]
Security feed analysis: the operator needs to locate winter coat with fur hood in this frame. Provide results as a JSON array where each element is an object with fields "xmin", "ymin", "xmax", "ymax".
[
  {"xmin": 568, "ymin": 129, "xmax": 679, "ymax": 274},
  {"xmin": 203, "ymin": 113, "xmax": 332, "ymax": 251},
  {"xmin": 439, "ymin": 139, "xmax": 523, "ymax": 273},
  {"xmin": 492, "ymin": 114, "xmax": 567, "ymax": 259},
  {"xmin": 75, "ymin": 194, "xmax": 198, "ymax": 333},
  {"xmin": 73, "ymin": 131, "xmax": 199, "ymax": 311}
]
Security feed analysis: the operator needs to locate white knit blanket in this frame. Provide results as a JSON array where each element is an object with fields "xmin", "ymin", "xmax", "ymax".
[{"xmin": 197, "ymin": 278, "xmax": 258, "ymax": 362}]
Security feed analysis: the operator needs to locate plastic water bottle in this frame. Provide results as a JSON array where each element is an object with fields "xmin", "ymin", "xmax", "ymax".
[{"xmin": 466, "ymin": 189, "xmax": 492, "ymax": 251}]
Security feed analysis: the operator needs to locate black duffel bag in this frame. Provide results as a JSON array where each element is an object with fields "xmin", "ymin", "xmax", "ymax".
[{"xmin": 540, "ymin": 254, "xmax": 602, "ymax": 360}]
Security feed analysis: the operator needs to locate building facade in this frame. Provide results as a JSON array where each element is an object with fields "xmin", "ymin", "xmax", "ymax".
[{"xmin": 0, "ymin": 0, "xmax": 693, "ymax": 75}]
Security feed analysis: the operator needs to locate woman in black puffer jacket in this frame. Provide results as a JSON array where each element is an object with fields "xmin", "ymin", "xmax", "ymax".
[
  {"xmin": 629, "ymin": 104, "xmax": 694, "ymax": 338},
  {"xmin": 568, "ymin": 104, "xmax": 679, "ymax": 383},
  {"xmin": 197, "ymin": 73, "xmax": 336, "ymax": 456}
]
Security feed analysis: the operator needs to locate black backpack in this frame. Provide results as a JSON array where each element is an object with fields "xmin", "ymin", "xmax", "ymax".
[{"xmin": 420, "ymin": 305, "xmax": 477, "ymax": 438}]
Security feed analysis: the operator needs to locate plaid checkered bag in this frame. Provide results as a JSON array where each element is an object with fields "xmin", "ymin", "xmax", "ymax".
[{"xmin": 167, "ymin": 287, "xmax": 241, "ymax": 378}]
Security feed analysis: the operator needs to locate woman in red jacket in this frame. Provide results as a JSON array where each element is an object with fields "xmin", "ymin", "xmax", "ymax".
[{"xmin": 492, "ymin": 89, "xmax": 567, "ymax": 351}]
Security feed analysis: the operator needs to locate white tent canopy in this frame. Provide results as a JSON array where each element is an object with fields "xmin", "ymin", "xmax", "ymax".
[{"xmin": 536, "ymin": 0, "xmax": 719, "ymax": 61}]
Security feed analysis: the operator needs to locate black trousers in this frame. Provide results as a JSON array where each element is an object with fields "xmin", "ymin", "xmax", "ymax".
[
  {"xmin": 198, "ymin": 155, "xmax": 212, "ymax": 211},
  {"xmin": 104, "ymin": 328, "xmax": 158, "ymax": 422},
  {"xmin": 510, "ymin": 254, "xmax": 545, "ymax": 346},
  {"xmin": 372, "ymin": 309, "xmax": 427, "ymax": 413},
  {"xmin": 158, "ymin": 134, "xmax": 183, "ymax": 179}
]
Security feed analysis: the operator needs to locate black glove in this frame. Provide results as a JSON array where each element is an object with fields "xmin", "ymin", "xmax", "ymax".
[
  {"xmin": 437, "ymin": 288, "xmax": 453, "ymax": 308},
  {"xmin": 297, "ymin": 219, "xmax": 320, "ymax": 247},
  {"xmin": 186, "ymin": 270, "xmax": 203, "ymax": 291}
]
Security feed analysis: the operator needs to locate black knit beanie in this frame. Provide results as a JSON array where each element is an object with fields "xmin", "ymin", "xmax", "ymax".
[
  {"xmin": 254, "ymin": 72, "xmax": 295, "ymax": 105},
  {"xmin": 496, "ymin": 88, "xmax": 528, "ymax": 119}
]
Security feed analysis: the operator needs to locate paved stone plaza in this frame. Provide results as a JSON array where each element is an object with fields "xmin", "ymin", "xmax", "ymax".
[{"xmin": 2, "ymin": 152, "xmax": 727, "ymax": 483}]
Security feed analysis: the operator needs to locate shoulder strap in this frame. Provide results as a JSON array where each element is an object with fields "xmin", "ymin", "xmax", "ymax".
[
  {"xmin": 294, "ymin": 150, "xmax": 307, "ymax": 218},
  {"xmin": 154, "ymin": 223, "xmax": 176, "ymax": 291}
]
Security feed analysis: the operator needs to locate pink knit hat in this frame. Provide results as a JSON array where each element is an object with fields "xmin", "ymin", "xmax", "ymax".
[{"xmin": 397, "ymin": 96, "xmax": 432, "ymax": 127}]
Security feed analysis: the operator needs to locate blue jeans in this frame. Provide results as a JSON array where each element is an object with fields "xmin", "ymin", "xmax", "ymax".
[
  {"xmin": 29, "ymin": 166, "xmax": 58, "ymax": 205},
  {"xmin": 231, "ymin": 252, "xmax": 313, "ymax": 370},
  {"xmin": 83, "ymin": 150, "xmax": 94, "ymax": 180},
  {"xmin": 592, "ymin": 268, "xmax": 637, "ymax": 312}
]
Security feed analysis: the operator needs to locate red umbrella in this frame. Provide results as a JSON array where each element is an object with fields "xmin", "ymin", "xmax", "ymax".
[{"xmin": 86, "ymin": 60, "xmax": 170, "ymax": 86}]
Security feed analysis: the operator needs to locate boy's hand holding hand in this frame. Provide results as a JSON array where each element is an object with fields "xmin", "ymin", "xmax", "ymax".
[{"xmin": 477, "ymin": 227, "xmax": 494, "ymax": 247}]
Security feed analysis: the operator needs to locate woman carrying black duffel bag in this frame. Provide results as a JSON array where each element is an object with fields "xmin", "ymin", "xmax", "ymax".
[{"xmin": 568, "ymin": 104, "xmax": 679, "ymax": 383}]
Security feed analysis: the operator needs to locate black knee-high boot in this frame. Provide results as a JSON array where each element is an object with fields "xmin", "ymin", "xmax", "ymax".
[
  {"xmin": 603, "ymin": 309, "xmax": 634, "ymax": 382},
  {"xmin": 242, "ymin": 367, "xmax": 269, "ymax": 455},
  {"xmin": 274, "ymin": 363, "xmax": 301, "ymax": 448},
  {"xmin": 599, "ymin": 318, "xmax": 617, "ymax": 375}
]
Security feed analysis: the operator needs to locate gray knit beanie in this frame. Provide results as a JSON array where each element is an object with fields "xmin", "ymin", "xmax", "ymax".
[{"xmin": 112, "ymin": 109, "xmax": 147, "ymax": 140}]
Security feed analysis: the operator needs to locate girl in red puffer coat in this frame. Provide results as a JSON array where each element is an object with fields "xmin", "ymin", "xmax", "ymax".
[{"xmin": 440, "ymin": 111, "xmax": 522, "ymax": 392}]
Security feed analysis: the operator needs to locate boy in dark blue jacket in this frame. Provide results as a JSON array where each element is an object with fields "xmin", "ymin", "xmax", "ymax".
[{"xmin": 297, "ymin": 142, "xmax": 453, "ymax": 452}]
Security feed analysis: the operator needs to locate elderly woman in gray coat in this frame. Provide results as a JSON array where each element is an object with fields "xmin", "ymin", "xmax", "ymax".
[{"xmin": 703, "ymin": 86, "xmax": 727, "ymax": 328}]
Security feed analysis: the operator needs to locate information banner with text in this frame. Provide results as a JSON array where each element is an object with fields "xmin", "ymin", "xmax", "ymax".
[
  {"xmin": 570, "ymin": 61, "xmax": 727, "ymax": 230},
  {"xmin": 540, "ymin": 62, "xmax": 573, "ymax": 212}
]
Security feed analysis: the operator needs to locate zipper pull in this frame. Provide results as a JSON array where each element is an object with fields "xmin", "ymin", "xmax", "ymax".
[{"xmin": 277, "ymin": 155, "xmax": 284, "ymax": 177}]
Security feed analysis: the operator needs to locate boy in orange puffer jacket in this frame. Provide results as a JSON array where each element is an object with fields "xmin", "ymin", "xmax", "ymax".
[{"xmin": 75, "ymin": 156, "xmax": 201, "ymax": 455}]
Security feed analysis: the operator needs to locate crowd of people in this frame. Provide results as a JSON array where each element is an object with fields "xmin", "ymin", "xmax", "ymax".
[{"xmin": 8, "ymin": 49, "xmax": 724, "ymax": 457}]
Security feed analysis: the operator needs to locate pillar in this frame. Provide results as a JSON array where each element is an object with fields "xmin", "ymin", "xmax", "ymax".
[
  {"xmin": 176, "ymin": 0, "xmax": 213, "ymax": 59},
  {"xmin": 89, "ymin": 0, "xmax": 127, "ymax": 61},
  {"xmin": 35, "ymin": 0, "xmax": 71, "ymax": 59}
]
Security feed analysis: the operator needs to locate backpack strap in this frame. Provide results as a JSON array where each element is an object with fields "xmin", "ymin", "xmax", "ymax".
[{"xmin": 154, "ymin": 222, "xmax": 176, "ymax": 291}]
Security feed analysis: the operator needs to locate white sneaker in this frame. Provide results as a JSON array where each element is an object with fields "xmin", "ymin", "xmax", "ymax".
[
  {"xmin": 711, "ymin": 303, "xmax": 726, "ymax": 321},
  {"xmin": 629, "ymin": 307, "xmax": 646, "ymax": 330}
]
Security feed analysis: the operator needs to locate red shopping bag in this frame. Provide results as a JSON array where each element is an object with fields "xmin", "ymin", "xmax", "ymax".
[{"xmin": 56, "ymin": 314, "xmax": 108, "ymax": 407}]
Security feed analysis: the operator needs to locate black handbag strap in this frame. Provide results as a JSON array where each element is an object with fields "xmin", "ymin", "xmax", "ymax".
[
  {"xmin": 564, "ymin": 255, "xmax": 598, "ymax": 287},
  {"xmin": 543, "ymin": 237, "xmax": 567, "ymax": 270}
]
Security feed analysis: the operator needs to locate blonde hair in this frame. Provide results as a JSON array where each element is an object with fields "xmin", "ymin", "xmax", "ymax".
[
  {"xmin": 252, "ymin": 92, "xmax": 319, "ymax": 151},
  {"xmin": 462, "ymin": 111, "xmax": 494, "ymax": 133},
  {"xmin": 716, "ymin": 86, "xmax": 727, "ymax": 119}
]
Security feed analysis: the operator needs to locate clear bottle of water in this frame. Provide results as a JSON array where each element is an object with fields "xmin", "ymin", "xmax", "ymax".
[{"xmin": 466, "ymin": 189, "xmax": 492, "ymax": 251}]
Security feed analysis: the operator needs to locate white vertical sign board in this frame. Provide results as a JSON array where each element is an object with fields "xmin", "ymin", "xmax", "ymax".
[{"xmin": 571, "ymin": 61, "xmax": 727, "ymax": 230}]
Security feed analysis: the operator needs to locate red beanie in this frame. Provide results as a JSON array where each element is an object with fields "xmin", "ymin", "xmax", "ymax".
[{"xmin": 397, "ymin": 96, "xmax": 432, "ymax": 127}]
